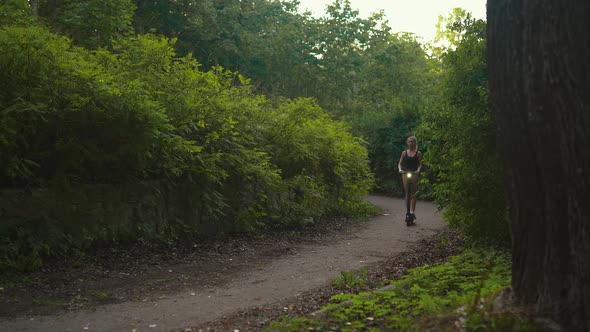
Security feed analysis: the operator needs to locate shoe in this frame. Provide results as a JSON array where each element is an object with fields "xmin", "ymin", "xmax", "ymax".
[{"xmin": 411, "ymin": 213, "xmax": 416, "ymax": 221}]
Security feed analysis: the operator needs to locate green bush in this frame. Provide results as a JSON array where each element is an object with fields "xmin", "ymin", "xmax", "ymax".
[
  {"xmin": 0, "ymin": 26, "xmax": 374, "ymax": 273},
  {"xmin": 0, "ymin": 26, "xmax": 174, "ymax": 186},
  {"xmin": 0, "ymin": 0, "xmax": 36, "ymax": 27},
  {"xmin": 260, "ymin": 98, "xmax": 375, "ymax": 220}
]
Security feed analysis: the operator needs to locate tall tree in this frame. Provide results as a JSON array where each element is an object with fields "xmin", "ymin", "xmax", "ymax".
[
  {"xmin": 1, "ymin": 0, "xmax": 35, "ymax": 26},
  {"xmin": 26, "ymin": 0, "xmax": 135, "ymax": 48},
  {"xmin": 431, "ymin": 7, "xmax": 474, "ymax": 56},
  {"xmin": 312, "ymin": 0, "xmax": 389, "ymax": 114},
  {"xmin": 60, "ymin": 0, "xmax": 136, "ymax": 47},
  {"xmin": 131, "ymin": 0, "xmax": 313, "ymax": 95},
  {"xmin": 487, "ymin": 1, "xmax": 590, "ymax": 329},
  {"xmin": 232, "ymin": 0, "xmax": 318, "ymax": 97}
]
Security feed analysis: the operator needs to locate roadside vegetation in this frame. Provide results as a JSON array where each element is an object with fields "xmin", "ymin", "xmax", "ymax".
[{"xmin": 267, "ymin": 248, "xmax": 542, "ymax": 331}]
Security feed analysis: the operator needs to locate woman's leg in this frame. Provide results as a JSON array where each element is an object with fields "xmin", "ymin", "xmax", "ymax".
[
  {"xmin": 410, "ymin": 175, "xmax": 419, "ymax": 213},
  {"xmin": 402, "ymin": 174, "xmax": 409, "ymax": 202}
]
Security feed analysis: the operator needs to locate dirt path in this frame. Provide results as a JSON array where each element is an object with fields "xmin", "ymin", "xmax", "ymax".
[{"xmin": 0, "ymin": 196, "xmax": 445, "ymax": 332}]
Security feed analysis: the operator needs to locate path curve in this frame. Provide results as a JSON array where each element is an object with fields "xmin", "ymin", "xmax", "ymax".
[{"xmin": 0, "ymin": 196, "xmax": 445, "ymax": 332}]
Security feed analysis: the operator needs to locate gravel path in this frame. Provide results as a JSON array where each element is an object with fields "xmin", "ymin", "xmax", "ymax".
[{"xmin": 0, "ymin": 196, "xmax": 445, "ymax": 332}]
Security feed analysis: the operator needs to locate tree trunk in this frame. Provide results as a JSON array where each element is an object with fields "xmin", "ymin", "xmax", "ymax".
[{"xmin": 487, "ymin": 0, "xmax": 590, "ymax": 329}]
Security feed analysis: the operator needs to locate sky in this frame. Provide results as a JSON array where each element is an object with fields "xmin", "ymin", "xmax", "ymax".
[{"xmin": 296, "ymin": 0, "xmax": 487, "ymax": 42}]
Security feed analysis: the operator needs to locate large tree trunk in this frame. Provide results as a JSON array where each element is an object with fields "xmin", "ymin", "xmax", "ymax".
[{"xmin": 487, "ymin": 0, "xmax": 590, "ymax": 329}]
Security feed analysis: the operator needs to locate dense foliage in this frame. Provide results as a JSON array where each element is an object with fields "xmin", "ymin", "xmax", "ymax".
[
  {"xmin": 0, "ymin": 4, "xmax": 376, "ymax": 271},
  {"xmin": 1, "ymin": 0, "xmax": 509, "ymax": 273},
  {"xmin": 418, "ymin": 13, "xmax": 509, "ymax": 244},
  {"xmin": 23, "ymin": 0, "xmax": 431, "ymax": 194}
]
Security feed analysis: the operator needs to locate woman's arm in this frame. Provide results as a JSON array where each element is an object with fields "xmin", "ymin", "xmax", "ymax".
[{"xmin": 398, "ymin": 151, "xmax": 406, "ymax": 173}]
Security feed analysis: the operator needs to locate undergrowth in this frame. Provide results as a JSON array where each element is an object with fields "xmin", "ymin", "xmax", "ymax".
[
  {"xmin": 267, "ymin": 248, "xmax": 542, "ymax": 331},
  {"xmin": 332, "ymin": 268, "xmax": 369, "ymax": 291}
]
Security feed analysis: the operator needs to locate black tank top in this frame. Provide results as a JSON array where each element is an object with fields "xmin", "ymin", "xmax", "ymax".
[{"xmin": 402, "ymin": 150, "xmax": 420, "ymax": 171}]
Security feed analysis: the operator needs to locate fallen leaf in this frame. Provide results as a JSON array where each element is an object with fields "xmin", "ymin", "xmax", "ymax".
[
  {"xmin": 255, "ymin": 296, "xmax": 263, "ymax": 301},
  {"xmin": 191, "ymin": 292, "xmax": 196, "ymax": 296},
  {"xmin": 83, "ymin": 327, "xmax": 89, "ymax": 330},
  {"xmin": 149, "ymin": 324, "xmax": 157, "ymax": 328}
]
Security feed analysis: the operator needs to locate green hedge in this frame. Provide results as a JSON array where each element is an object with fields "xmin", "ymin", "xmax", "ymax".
[{"xmin": 0, "ymin": 26, "xmax": 374, "ymax": 273}]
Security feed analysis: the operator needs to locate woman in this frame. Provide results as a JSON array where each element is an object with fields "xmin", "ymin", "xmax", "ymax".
[{"xmin": 398, "ymin": 136, "xmax": 423, "ymax": 221}]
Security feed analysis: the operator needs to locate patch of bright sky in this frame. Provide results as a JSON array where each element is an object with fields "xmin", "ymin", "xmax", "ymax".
[{"xmin": 296, "ymin": 0, "xmax": 487, "ymax": 43}]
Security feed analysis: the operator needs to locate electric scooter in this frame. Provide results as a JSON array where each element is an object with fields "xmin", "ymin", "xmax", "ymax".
[{"xmin": 402, "ymin": 171, "xmax": 416, "ymax": 226}]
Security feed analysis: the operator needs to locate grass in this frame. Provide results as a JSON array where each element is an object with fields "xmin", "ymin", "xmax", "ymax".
[
  {"xmin": 92, "ymin": 290, "xmax": 111, "ymax": 300},
  {"xmin": 332, "ymin": 268, "xmax": 369, "ymax": 291},
  {"xmin": 266, "ymin": 248, "xmax": 543, "ymax": 331}
]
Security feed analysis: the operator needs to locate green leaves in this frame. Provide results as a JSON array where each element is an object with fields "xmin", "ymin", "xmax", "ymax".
[
  {"xmin": 59, "ymin": 0, "xmax": 136, "ymax": 48},
  {"xmin": 0, "ymin": 0, "xmax": 36, "ymax": 27},
  {"xmin": 269, "ymin": 248, "xmax": 512, "ymax": 331},
  {"xmin": 0, "ymin": 20, "xmax": 374, "ymax": 271},
  {"xmin": 260, "ymin": 98, "xmax": 374, "ymax": 221},
  {"xmin": 418, "ymin": 14, "xmax": 509, "ymax": 245}
]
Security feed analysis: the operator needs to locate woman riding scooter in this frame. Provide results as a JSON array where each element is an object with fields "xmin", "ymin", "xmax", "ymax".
[{"xmin": 397, "ymin": 136, "xmax": 423, "ymax": 222}]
